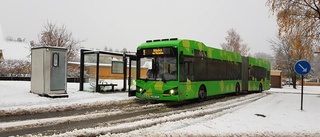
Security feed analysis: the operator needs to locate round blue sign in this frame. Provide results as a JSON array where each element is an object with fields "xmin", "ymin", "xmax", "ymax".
[{"xmin": 294, "ymin": 60, "xmax": 311, "ymax": 75}]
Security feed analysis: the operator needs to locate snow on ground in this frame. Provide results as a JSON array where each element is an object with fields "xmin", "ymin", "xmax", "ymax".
[
  {"xmin": 0, "ymin": 81, "xmax": 134, "ymax": 116},
  {"xmin": 0, "ymin": 81, "xmax": 320, "ymax": 136},
  {"xmin": 121, "ymin": 91, "xmax": 320, "ymax": 136}
]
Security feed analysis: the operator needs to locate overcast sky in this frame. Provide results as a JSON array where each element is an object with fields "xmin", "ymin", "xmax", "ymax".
[{"xmin": 0, "ymin": 0, "xmax": 277, "ymax": 55}]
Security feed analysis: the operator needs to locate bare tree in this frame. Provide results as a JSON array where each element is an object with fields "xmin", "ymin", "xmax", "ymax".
[
  {"xmin": 121, "ymin": 47, "xmax": 128, "ymax": 53},
  {"xmin": 5, "ymin": 36, "xmax": 13, "ymax": 41},
  {"xmin": 0, "ymin": 50, "xmax": 3, "ymax": 61},
  {"xmin": 36, "ymin": 22, "xmax": 84, "ymax": 61},
  {"xmin": 220, "ymin": 28, "xmax": 250, "ymax": 56},
  {"xmin": 253, "ymin": 52, "xmax": 275, "ymax": 69},
  {"xmin": 104, "ymin": 46, "xmax": 108, "ymax": 51},
  {"xmin": 0, "ymin": 61, "xmax": 6, "ymax": 76},
  {"xmin": 311, "ymin": 54, "xmax": 320, "ymax": 78},
  {"xmin": 270, "ymin": 34, "xmax": 302, "ymax": 89}
]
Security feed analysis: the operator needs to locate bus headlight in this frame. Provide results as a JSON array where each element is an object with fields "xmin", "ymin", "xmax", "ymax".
[
  {"xmin": 163, "ymin": 88, "xmax": 178, "ymax": 96},
  {"xmin": 136, "ymin": 87, "xmax": 145, "ymax": 93},
  {"xmin": 169, "ymin": 89, "xmax": 175, "ymax": 94}
]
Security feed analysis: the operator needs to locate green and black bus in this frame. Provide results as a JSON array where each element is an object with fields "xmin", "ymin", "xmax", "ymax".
[{"xmin": 135, "ymin": 38, "xmax": 270, "ymax": 101}]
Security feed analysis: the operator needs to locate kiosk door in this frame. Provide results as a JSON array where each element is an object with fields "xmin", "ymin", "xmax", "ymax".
[{"xmin": 50, "ymin": 52, "xmax": 66, "ymax": 91}]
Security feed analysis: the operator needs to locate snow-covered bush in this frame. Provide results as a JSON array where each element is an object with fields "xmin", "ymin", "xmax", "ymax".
[{"xmin": 0, "ymin": 59, "xmax": 31, "ymax": 77}]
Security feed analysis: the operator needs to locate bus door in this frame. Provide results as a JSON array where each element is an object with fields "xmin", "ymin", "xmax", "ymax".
[
  {"xmin": 179, "ymin": 58, "xmax": 195, "ymax": 99},
  {"xmin": 242, "ymin": 56, "xmax": 249, "ymax": 91}
]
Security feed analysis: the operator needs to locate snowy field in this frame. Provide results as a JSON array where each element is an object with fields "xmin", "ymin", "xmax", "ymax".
[
  {"xmin": 0, "ymin": 81, "xmax": 320, "ymax": 136},
  {"xmin": 0, "ymin": 81, "xmax": 133, "ymax": 116}
]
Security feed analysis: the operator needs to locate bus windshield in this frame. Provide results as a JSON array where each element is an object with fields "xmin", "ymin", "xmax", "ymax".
[{"xmin": 139, "ymin": 56, "xmax": 177, "ymax": 81}]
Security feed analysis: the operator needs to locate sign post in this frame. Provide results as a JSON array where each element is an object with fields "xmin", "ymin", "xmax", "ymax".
[{"xmin": 294, "ymin": 60, "xmax": 311, "ymax": 110}]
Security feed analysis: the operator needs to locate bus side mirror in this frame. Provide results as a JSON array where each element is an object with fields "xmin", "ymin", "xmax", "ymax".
[{"xmin": 179, "ymin": 51, "xmax": 184, "ymax": 63}]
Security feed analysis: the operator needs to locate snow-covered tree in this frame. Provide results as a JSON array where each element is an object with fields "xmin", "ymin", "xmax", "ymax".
[
  {"xmin": 221, "ymin": 28, "xmax": 250, "ymax": 56},
  {"xmin": 0, "ymin": 59, "xmax": 30, "ymax": 77},
  {"xmin": 36, "ymin": 22, "xmax": 84, "ymax": 62},
  {"xmin": 253, "ymin": 52, "xmax": 275, "ymax": 69}
]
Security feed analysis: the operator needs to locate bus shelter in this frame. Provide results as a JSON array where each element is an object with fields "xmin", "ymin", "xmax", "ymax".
[{"xmin": 79, "ymin": 49, "xmax": 136, "ymax": 96}]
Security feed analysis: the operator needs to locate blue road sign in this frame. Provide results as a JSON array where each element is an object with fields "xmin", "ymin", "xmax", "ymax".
[{"xmin": 294, "ymin": 60, "xmax": 311, "ymax": 75}]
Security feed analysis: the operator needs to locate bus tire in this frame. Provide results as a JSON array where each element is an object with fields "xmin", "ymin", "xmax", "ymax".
[
  {"xmin": 198, "ymin": 86, "xmax": 207, "ymax": 102},
  {"xmin": 235, "ymin": 83, "xmax": 241, "ymax": 95},
  {"xmin": 259, "ymin": 84, "xmax": 263, "ymax": 92}
]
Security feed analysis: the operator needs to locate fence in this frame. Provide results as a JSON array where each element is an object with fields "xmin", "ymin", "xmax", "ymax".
[{"xmin": 0, "ymin": 77, "xmax": 80, "ymax": 83}]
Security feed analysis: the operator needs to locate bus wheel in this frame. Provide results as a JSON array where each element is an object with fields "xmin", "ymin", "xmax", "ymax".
[
  {"xmin": 235, "ymin": 83, "xmax": 241, "ymax": 95},
  {"xmin": 198, "ymin": 86, "xmax": 207, "ymax": 102},
  {"xmin": 259, "ymin": 84, "xmax": 263, "ymax": 92}
]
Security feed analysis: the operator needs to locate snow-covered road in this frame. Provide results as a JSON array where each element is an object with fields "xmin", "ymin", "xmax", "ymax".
[
  {"xmin": 0, "ymin": 81, "xmax": 319, "ymax": 136},
  {"xmin": 54, "ymin": 93, "xmax": 266, "ymax": 137},
  {"xmin": 117, "ymin": 93, "xmax": 320, "ymax": 137}
]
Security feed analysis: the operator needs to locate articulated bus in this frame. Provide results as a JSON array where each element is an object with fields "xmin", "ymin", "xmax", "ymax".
[{"xmin": 135, "ymin": 38, "xmax": 270, "ymax": 101}]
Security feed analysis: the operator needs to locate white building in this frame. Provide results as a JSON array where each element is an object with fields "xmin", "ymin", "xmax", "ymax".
[{"xmin": 0, "ymin": 24, "xmax": 30, "ymax": 61}]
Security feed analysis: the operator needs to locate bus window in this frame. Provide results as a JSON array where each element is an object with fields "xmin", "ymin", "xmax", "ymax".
[
  {"xmin": 139, "ymin": 56, "xmax": 177, "ymax": 81},
  {"xmin": 158, "ymin": 57, "xmax": 177, "ymax": 81},
  {"xmin": 180, "ymin": 56, "xmax": 194, "ymax": 82},
  {"xmin": 162, "ymin": 62, "xmax": 177, "ymax": 81}
]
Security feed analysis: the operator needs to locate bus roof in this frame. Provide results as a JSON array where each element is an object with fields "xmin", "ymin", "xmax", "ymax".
[
  {"xmin": 248, "ymin": 56, "xmax": 271, "ymax": 70},
  {"xmin": 137, "ymin": 38, "xmax": 182, "ymax": 50},
  {"xmin": 137, "ymin": 39, "xmax": 242, "ymax": 62}
]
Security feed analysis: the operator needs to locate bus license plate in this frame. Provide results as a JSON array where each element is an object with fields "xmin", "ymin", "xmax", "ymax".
[{"xmin": 150, "ymin": 96, "xmax": 159, "ymax": 99}]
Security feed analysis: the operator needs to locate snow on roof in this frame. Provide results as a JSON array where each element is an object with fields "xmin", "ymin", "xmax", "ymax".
[
  {"xmin": 0, "ymin": 24, "xmax": 3, "ymax": 43},
  {"xmin": 0, "ymin": 24, "xmax": 31, "ymax": 61},
  {"xmin": 0, "ymin": 41, "xmax": 30, "ymax": 61}
]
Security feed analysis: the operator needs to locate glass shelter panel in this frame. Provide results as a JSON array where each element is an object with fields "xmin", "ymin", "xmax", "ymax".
[
  {"xmin": 129, "ymin": 60, "xmax": 137, "ymax": 90},
  {"xmin": 83, "ymin": 53, "xmax": 97, "ymax": 92},
  {"xmin": 80, "ymin": 49, "xmax": 137, "ymax": 92}
]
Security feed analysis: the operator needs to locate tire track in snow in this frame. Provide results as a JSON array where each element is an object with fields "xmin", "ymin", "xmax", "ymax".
[
  {"xmin": 52, "ymin": 93, "xmax": 267, "ymax": 137},
  {"xmin": 0, "ymin": 99, "xmax": 165, "ymax": 136}
]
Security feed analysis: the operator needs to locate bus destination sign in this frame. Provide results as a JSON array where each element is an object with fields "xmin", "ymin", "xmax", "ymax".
[
  {"xmin": 152, "ymin": 48, "xmax": 164, "ymax": 55},
  {"xmin": 143, "ymin": 48, "xmax": 171, "ymax": 55}
]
